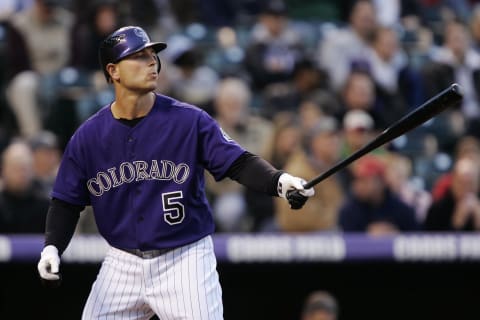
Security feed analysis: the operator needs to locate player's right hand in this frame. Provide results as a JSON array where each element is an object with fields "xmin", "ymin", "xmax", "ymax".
[
  {"xmin": 277, "ymin": 173, "xmax": 314, "ymax": 198},
  {"xmin": 38, "ymin": 245, "xmax": 61, "ymax": 281},
  {"xmin": 277, "ymin": 173, "xmax": 315, "ymax": 209}
]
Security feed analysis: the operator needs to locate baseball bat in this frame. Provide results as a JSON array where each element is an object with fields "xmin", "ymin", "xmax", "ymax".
[{"xmin": 290, "ymin": 83, "xmax": 463, "ymax": 196}]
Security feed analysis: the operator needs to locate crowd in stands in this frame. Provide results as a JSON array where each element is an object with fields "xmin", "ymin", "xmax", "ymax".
[{"xmin": 2, "ymin": 0, "xmax": 480, "ymax": 235}]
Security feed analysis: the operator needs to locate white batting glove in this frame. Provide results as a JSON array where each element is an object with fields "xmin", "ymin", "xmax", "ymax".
[
  {"xmin": 38, "ymin": 245, "xmax": 61, "ymax": 281},
  {"xmin": 278, "ymin": 173, "xmax": 315, "ymax": 198},
  {"xmin": 278, "ymin": 173, "xmax": 315, "ymax": 209}
]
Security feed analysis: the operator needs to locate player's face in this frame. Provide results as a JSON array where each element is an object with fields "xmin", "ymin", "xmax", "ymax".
[{"xmin": 112, "ymin": 48, "xmax": 159, "ymax": 92}]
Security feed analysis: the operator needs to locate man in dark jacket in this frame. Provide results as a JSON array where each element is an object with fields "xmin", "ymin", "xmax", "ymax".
[
  {"xmin": 0, "ymin": 141, "xmax": 49, "ymax": 233},
  {"xmin": 339, "ymin": 155, "xmax": 419, "ymax": 235}
]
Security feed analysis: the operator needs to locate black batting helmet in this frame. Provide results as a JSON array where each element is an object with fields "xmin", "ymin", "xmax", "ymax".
[{"xmin": 98, "ymin": 26, "xmax": 167, "ymax": 82}]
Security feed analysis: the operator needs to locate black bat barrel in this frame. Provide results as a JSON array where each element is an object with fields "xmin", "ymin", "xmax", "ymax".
[{"xmin": 301, "ymin": 83, "xmax": 463, "ymax": 191}]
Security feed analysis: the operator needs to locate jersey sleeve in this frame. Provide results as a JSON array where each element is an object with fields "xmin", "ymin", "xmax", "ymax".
[
  {"xmin": 197, "ymin": 111, "xmax": 246, "ymax": 181},
  {"xmin": 50, "ymin": 133, "xmax": 91, "ymax": 206}
]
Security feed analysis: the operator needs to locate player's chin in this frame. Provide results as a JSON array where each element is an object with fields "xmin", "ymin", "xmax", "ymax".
[
  {"xmin": 133, "ymin": 84, "xmax": 157, "ymax": 95},
  {"xmin": 141, "ymin": 79, "xmax": 158, "ymax": 92},
  {"xmin": 146, "ymin": 75, "xmax": 158, "ymax": 86},
  {"xmin": 146, "ymin": 81, "xmax": 158, "ymax": 90}
]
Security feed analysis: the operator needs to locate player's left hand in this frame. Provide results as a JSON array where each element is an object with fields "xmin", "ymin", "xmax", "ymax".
[
  {"xmin": 277, "ymin": 173, "xmax": 315, "ymax": 209},
  {"xmin": 38, "ymin": 245, "xmax": 61, "ymax": 281}
]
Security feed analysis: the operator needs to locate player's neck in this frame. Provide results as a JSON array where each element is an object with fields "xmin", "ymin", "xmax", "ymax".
[{"xmin": 111, "ymin": 92, "xmax": 155, "ymax": 120}]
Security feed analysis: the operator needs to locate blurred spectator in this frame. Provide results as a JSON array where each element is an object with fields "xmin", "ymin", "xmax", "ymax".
[
  {"xmin": 317, "ymin": 0, "xmax": 378, "ymax": 90},
  {"xmin": 424, "ymin": 156, "xmax": 480, "ymax": 231},
  {"xmin": 422, "ymin": 20, "xmax": 480, "ymax": 124},
  {"xmin": 70, "ymin": 0, "xmax": 119, "ymax": 73},
  {"xmin": 28, "ymin": 130, "xmax": 60, "ymax": 198},
  {"xmin": 67, "ymin": 0, "xmax": 119, "ymax": 123},
  {"xmin": 261, "ymin": 58, "xmax": 333, "ymax": 119},
  {"xmin": 366, "ymin": 26, "xmax": 424, "ymax": 116},
  {"xmin": 275, "ymin": 116, "xmax": 344, "ymax": 232},
  {"xmin": 300, "ymin": 290, "xmax": 339, "ymax": 320},
  {"xmin": 430, "ymin": 135, "xmax": 480, "ymax": 201},
  {"xmin": 213, "ymin": 77, "xmax": 273, "ymax": 154},
  {"xmin": 0, "ymin": 15, "xmax": 30, "ymax": 84},
  {"xmin": 6, "ymin": 0, "xmax": 74, "ymax": 138},
  {"xmin": 205, "ymin": 26, "xmax": 249, "ymax": 79},
  {"xmin": 470, "ymin": 4, "xmax": 480, "ymax": 52},
  {"xmin": 417, "ymin": 19, "xmax": 480, "ymax": 178},
  {"xmin": 339, "ymin": 155, "xmax": 419, "ymax": 235},
  {"xmin": 1, "ymin": 1, "xmax": 34, "ymax": 17},
  {"xmin": 340, "ymin": 109, "xmax": 379, "ymax": 157},
  {"xmin": 205, "ymin": 77, "xmax": 273, "ymax": 232},
  {"xmin": 419, "ymin": 0, "xmax": 472, "ymax": 38},
  {"xmin": 371, "ymin": 0, "xmax": 422, "ymax": 28},
  {"xmin": 117, "ymin": 0, "xmax": 178, "ymax": 40},
  {"xmin": 253, "ymin": 112, "xmax": 301, "ymax": 231},
  {"xmin": 338, "ymin": 109, "xmax": 387, "ymax": 191},
  {"xmin": 0, "ymin": 18, "xmax": 27, "ymax": 142},
  {"xmin": 263, "ymin": 112, "xmax": 302, "ymax": 170},
  {"xmin": 163, "ymin": 34, "xmax": 219, "ymax": 114},
  {"xmin": 297, "ymin": 99, "xmax": 328, "ymax": 143},
  {"xmin": 0, "ymin": 140, "xmax": 49, "ymax": 233},
  {"xmin": 0, "ymin": 1, "xmax": 18, "ymax": 17},
  {"xmin": 298, "ymin": 99, "xmax": 324, "ymax": 124},
  {"xmin": 244, "ymin": 0, "xmax": 305, "ymax": 92},
  {"xmin": 443, "ymin": 0, "xmax": 471, "ymax": 23},
  {"xmin": 384, "ymin": 152, "xmax": 432, "ymax": 224},
  {"xmin": 412, "ymin": 132, "xmax": 455, "ymax": 191},
  {"xmin": 367, "ymin": 26, "xmax": 407, "ymax": 94},
  {"xmin": 338, "ymin": 71, "xmax": 390, "ymax": 130},
  {"xmin": 2, "ymin": 0, "xmax": 479, "ymax": 239},
  {"xmin": 0, "ymin": 19, "xmax": 25, "ymax": 147}
]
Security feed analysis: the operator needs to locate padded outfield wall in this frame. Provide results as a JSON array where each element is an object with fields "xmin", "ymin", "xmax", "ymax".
[{"xmin": 1, "ymin": 233, "xmax": 479, "ymax": 320}]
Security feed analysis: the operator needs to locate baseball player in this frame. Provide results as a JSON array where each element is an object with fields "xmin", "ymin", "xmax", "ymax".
[{"xmin": 37, "ymin": 26, "xmax": 314, "ymax": 319}]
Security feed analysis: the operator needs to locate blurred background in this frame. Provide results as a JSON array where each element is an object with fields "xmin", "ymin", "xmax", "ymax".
[{"xmin": 1, "ymin": 0, "xmax": 480, "ymax": 319}]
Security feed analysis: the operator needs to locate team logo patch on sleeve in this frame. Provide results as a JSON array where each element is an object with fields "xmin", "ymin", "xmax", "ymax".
[{"xmin": 220, "ymin": 128, "xmax": 234, "ymax": 142}]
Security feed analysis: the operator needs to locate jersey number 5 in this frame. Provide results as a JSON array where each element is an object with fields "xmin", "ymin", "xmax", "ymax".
[{"xmin": 162, "ymin": 191, "xmax": 185, "ymax": 225}]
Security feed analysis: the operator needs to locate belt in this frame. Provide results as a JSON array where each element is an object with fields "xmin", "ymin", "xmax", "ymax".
[{"xmin": 119, "ymin": 247, "xmax": 173, "ymax": 259}]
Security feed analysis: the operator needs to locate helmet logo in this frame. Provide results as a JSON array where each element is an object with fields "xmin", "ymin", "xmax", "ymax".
[
  {"xmin": 105, "ymin": 34, "xmax": 126, "ymax": 47},
  {"xmin": 134, "ymin": 28, "xmax": 149, "ymax": 43}
]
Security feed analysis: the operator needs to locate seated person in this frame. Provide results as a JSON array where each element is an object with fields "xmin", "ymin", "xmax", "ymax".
[
  {"xmin": 424, "ymin": 156, "xmax": 480, "ymax": 231},
  {"xmin": 0, "ymin": 140, "xmax": 49, "ymax": 233},
  {"xmin": 338, "ymin": 155, "xmax": 419, "ymax": 235},
  {"xmin": 275, "ymin": 116, "xmax": 344, "ymax": 232}
]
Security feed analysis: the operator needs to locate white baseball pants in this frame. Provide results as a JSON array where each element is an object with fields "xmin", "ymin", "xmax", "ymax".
[{"xmin": 81, "ymin": 236, "xmax": 223, "ymax": 319}]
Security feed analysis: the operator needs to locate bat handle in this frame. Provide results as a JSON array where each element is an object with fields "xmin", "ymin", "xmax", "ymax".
[
  {"xmin": 285, "ymin": 189, "xmax": 309, "ymax": 210},
  {"xmin": 286, "ymin": 189, "xmax": 296, "ymax": 198}
]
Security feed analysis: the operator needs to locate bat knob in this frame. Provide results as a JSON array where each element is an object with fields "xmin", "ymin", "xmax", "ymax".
[
  {"xmin": 450, "ymin": 83, "xmax": 463, "ymax": 96},
  {"xmin": 286, "ymin": 189, "xmax": 309, "ymax": 210}
]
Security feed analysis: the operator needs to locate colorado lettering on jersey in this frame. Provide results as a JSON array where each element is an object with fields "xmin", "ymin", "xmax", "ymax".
[{"xmin": 87, "ymin": 160, "xmax": 190, "ymax": 196}]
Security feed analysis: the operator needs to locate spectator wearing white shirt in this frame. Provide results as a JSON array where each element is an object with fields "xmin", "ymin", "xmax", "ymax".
[{"xmin": 317, "ymin": 0, "xmax": 377, "ymax": 90}]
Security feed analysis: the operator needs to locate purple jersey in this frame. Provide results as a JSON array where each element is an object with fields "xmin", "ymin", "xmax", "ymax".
[{"xmin": 51, "ymin": 94, "xmax": 245, "ymax": 250}]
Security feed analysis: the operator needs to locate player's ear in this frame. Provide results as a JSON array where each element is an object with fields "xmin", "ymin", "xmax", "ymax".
[{"xmin": 106, "ymin": 63, "xmax": 119, "ymax": 82}]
